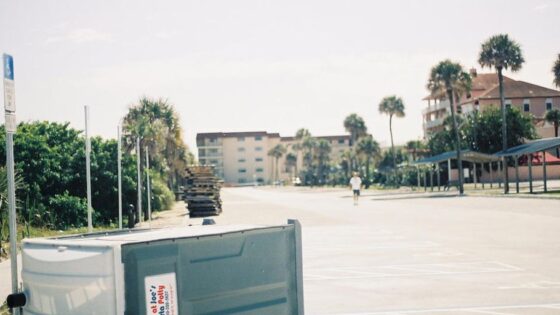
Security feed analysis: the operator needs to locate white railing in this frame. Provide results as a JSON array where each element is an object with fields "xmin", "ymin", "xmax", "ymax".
[{"xmin": 422, "ymin": 100, "xmax": 450, "ymax": 115}]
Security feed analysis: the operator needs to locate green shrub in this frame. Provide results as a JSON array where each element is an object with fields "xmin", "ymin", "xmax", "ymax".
[
  {"xmin": 48, "ymin": 193, "xmax": 90, "ymax": 229},
  {"xmin": 151, "ymin": 178, "xmax": 175, "ymax": 211}
]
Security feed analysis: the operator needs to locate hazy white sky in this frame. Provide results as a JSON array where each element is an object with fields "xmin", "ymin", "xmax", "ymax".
[{"xmin": 1, "ymin": 0, "xmax": 559, "ymax": 152}]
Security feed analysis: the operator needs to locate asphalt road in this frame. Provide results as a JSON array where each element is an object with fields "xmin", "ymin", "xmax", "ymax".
[
  {"xmin": 2, "ymin": 187, "xmax": 560, "ymax": 315},
  {"xmin": 213, "ymin": 187, "xmax": 560, "ymax": 315}
]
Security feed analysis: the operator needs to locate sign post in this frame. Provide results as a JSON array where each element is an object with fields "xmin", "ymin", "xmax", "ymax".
[
  {"xmin": 4, "ymin": 53, "xmax": 21, "ymax": 315},
  {"xmin": 85, "ymin": 106, "xmax": 93, "ymax": 232},
  {"xmin": 117, "ymin": 124, "xmax": 122, "ymax": 229},
  {"xmin": 145, "ymin": 147, "xmax": 151, "ymax": 228},
  {"xmin": 136, "ymin": 137, "xmax": 142, "ymax": 224}
]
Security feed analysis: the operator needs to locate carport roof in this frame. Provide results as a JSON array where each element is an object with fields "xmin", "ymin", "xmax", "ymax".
[
  {"xmin": 495, "ymin": 137, "xmax": 560, "ymax": 157},
  {"xmin": 413, "ymin": 150, "xmax": 500, "ymax": 165}
]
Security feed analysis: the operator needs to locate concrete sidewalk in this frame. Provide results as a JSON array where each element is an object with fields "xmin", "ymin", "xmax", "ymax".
[{"xmin": 0, "ymin": 255, "xmax": 21, "ymax": 306}]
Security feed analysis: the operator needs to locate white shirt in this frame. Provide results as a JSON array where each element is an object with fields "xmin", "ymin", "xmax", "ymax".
[{"xmin": 349, "ymin": 177, "xmax": 362, "ymax": 190}]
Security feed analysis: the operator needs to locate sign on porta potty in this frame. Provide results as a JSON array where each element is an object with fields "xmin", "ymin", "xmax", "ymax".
[{"xmin": 145, "ymin": 273, "xmax": 179, "ymax": 315}]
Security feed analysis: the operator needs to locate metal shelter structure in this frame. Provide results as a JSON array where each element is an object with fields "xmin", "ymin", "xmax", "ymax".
[
  {"xmin": 412, "ymin": 150, "xmax": 501, "ymax": 192},
  {"xmin": 496, "ymin": 137, "xmax": 560, "ymax": 194}
]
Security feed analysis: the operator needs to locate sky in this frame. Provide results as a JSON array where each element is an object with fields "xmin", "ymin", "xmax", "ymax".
[{"xmin": 1, "ymin": 0, "xmax": 559, "ymax": 154}]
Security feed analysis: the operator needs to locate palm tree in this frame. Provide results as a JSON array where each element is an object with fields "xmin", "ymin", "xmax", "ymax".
[
  {"xmin": 285, "ymin": 152, "xmax": 298, "ymax": 180},
  {"xmin": 343, "ymin": 114, "xmax": 367, "ymax": 171},
  {"xmin": 356, "ymin": 135, "xmax": 381, "ymax": 187},
  {"xmin": 545, "ymin": 109, "xmax": 560, "ymax": 157},
  {"xmin": 427, "ymin": 60, "xmax": 472, "ymax": 194},
  {"xmin": 268, "ymin": 144, "xmax": 286, "ymax": 183},
  {"xmin": 314, "ymin": 139, "xmax": 332, "ymax": 185},
  {"xmin": 553, "ymin": 54, "xmax": 560, "ymax": 88},
  {"xmin": 293, "ymin": 128, "xmax": 311, "ymax": 176},
  {"xmin": 479, "ymin": 34, "xmax": 525, "ymax": 194},
  {"xmin": 378, "ymin": 96, "xmax": 405, "ymax": 174}
]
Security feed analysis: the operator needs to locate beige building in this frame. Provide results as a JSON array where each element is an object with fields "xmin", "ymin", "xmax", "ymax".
[
  {"xmin": 197, "ymin": 131, "xmax": 350, "ymax": 185},
  {"xmin": 423, "ymin": 70, "xmax": 560, "ymax": 139}
]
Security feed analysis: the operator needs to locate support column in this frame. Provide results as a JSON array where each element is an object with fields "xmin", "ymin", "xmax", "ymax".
[
  {"xmin": 423, "ymin": 168, "xmax": 427, "ymax": 192},
  {"xmin": 489, "ymin": 161, "xmax": 493, "ymax": 189},
  {"xmin": 473, "ymin": 162, "xmax": 478, "ymax": 189},
  {"xmin": 543, "ymin": 151, "xmax": 547, "ymax": 193},
  {"xmin": 498, "ymin": 161, "xmax": 502, "ymax": 188},
  {"xmin": 447, "ymin": 158, "xmax": 451, "ymax": 188},
  {"xmin": 436, "ymin": 163, "xmax": 441, "ymax": 191},
  {"xmin": 514, "ymin": 155, "xmax": 519, "ymax": 193},
  {"xmin": 416, "ymin": 166, "xmax": 420, "ymax": 191},
  {"xmin": 430, "ymin": 165, "xmax": 434, "ymax": 192},
  {"xmin": 528, "ymin": 154, "xmax": 533, "ymax": 194}
]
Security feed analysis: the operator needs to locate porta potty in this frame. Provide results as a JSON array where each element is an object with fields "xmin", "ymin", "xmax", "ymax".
[{"xmin": 16, "ymin": 220, "xmax": 304, "ymax": 315}]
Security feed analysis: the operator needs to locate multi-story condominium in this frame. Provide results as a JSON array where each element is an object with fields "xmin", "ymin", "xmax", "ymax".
[
  {"xmin": 197, "ymin": 131, "xmax": 351, "ymax": 185},
  {"xmin": 197, "ymin": 131, "xmax": 280, "ymax": 185},
  {"xmin": 422, "ymin": 69, "xmax": 560, "ymax": 139}
]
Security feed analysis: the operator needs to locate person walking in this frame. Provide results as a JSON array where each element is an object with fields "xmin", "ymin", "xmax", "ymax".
[{"xmin": 349, "ymin": 172, "xmax": 362, "ymax": 205}]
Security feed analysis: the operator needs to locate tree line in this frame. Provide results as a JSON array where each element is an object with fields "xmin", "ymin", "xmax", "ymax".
[
  {"xmin": 268, "ymin": 34, "xmax": 560, "ymax": 189},
  {"xmin": 0, "ymin": 97, "xmax": 193, "ymax": 251}
]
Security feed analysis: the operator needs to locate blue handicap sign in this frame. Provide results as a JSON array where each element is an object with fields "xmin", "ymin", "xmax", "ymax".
[{"xmin": 3, "ymin": 54, "xmax": 14, "ymax": 81}]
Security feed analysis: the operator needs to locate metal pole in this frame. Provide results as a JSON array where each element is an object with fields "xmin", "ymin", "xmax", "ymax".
[
  {"xmin": 489, "ymin": 162, "xmax": 493, "ymax": 189},
  {"xmin": 85, "ymin": 106, "xmax": 93, "ymax": 232},
  {"xmin": 423, "ymin": 168, "xmax": 427, "ymax": 192},
  {"xmin": 528, "ymin": 154, "xmax": 533, "ymax": 194},
  {"xmin": 6, "ymin": 133, "xmax": 20, "ymax": 315},
  {"xmin": 473, "ymin": 162, "xmax": 478, "ymax": 189},
  {"xmin": 430, "ymin": 165, "xmax": 434, "ymax": 192},
  {"xmin": 136, "ymin": 138, "xmax": 142, "ymax": 223},
  {"xmin": 498, "ymin": 161, "xmax": 502, "ymax": 188},
  {"xmin": 4, "ymin": 53, "xmax": 20, "ymax": 315},
  {"xmin": 416, "ymin": 166, "xmax": 420, "ymax": 191},
  {"xmin": 117, "ymin": 124, "xmax": 122, "ymax": 229},
  {"xmin": 543, "ymin": 151, "xmax": 547, "ymax": 193},
  {"xmin": 514, "ymin": 156, "xmax": 519, "ymax": 193},
  {"xmin": 436, "ymin": 163, "xmax": 441, "ymax": 191},
  {"xmin": 146, "ymin": 146, "xmax": 152, "ymax": 227}
]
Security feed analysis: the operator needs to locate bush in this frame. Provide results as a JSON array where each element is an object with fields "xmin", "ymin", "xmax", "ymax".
[
  {"xmin": 151, "ymin": 177, "xmax": 175, "ymax": 211},
  {"xmin": 48, "ymin": 193, "xmax": 90, "ymax": 229}
]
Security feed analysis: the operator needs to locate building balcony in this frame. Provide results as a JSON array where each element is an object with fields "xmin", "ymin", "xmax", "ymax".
[
  {"xmin": 422, "ymin": 100, "xmax": 450, "ymax": 115},
  {"xmin": 424, "ymin": 118, "xmax": 444, "ymax": 129}
]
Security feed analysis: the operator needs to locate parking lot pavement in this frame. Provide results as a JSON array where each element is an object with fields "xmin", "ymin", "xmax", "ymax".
[{"xmin": 215, "ymin": 187, "xmax": 560, "ymax": 315}]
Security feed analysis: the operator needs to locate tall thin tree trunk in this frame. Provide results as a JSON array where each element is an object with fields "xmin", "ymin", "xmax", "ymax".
[
  {"xmin": 448, "ymin": 88, "xmax": 464, "ymax": 195},
  {"xmin": 555, "ymin": 122, "xmax": 559, "ymax": 157},
  {"xmin": 390, "ymin": 115, "xmax": 396, "ymax": 181},
  {"xmin": 498, "ymin": 68, "xmax": 509, "ymax": 194}
]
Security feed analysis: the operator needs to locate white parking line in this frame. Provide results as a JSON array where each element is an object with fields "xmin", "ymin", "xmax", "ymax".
[
  {"xmin": 304, "ymin": 261, "xmax": 521, "ymax": 281},
  {"xmin": 319, "ymin": 302, "xmax": 560, "ymax": 315}
]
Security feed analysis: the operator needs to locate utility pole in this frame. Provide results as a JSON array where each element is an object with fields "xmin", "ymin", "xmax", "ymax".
[
  {"xmin": 146, "ymin": 147, "xmax": 151, "ymax": 227},
  {"xmin": 4, "ymin": 53, "xmax": 21, "ymax": 315},
  {"xmin": 117, "ymin": 123, "xmax": 122, "ymax": 229},
  {"xmin": 136, "ymin": 137, "xmax": 142, "ymax": 224},
  {"xmin": 85, "ymin": 106, "xmax": 93, "ymax": 232}
]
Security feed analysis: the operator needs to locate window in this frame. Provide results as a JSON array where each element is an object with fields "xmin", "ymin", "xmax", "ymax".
[
  {"xmin": 255, "ymin": 136, "xmax": 263, "ymax": 141},
  {"xmin": 546, "ymin": 98, "xmax": 553, "ymax": 111},
  {"xmin": 338, "ymin": 139, "xmax": 345, "ymax": 144},
  {"xmin": 238, "ymin": 178, "xmax": 247, "ymax": 184},
  {"xmin": 238, "ymin": 158, "xmax": 246, "ymax": 163},
  {"xmin": 237, "ymin": 137, "xmax": 245, "ymax": 142},
  {"xmin": 523, "ymin": 103, "xmax": 530, "ymax": 112},
  {"xmin": 256, "ymin": 168, "xmax": 263, "ymax": 173},
  {"xmin": 198, "ymin": 149, "xmax": 205, "ymax": 156},
  {"xmin": 208, "ymin": 138, "xmax": 217, "ymax": 143},
  {"xmin": 257, "ymin": 178, "xmax": 264, "ymax": 183},
  {"xmin": 238, "ymin": 168, "xmax": 247, "ymax": 173},
  {"xmin": 209, "ymin": 159, "xmax": 218, "ymax": 165},
  {"xmin": 255, "ymin": 157, "xmax": 263, "ymax": 162},
  {"xmin": 208, "ymin": 148, "xmax": 218, "ymax": 154},
  {"xmin": 238, "ymin": 147, "xmax": 245, "ymax": 152},
  {"xmin": 255, "ymin": 147, "xmax": 263, "ymax": 151}
]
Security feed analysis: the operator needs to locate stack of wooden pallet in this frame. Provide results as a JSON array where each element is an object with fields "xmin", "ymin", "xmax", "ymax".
[{"xmin": 183, "ymin": 165, "xmax": 223, "ymax": 217}]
